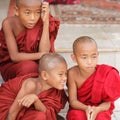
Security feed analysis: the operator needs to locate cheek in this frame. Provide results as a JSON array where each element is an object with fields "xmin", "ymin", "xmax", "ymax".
[
  {"xmin": 47, "ymin": 76, "xmax": 58, "ymax": 86},
  {"xmin": 36, "ymin": 15, "xmax": 40, "ymax": 20},
  {"xmin": 35, "ymin": 17, "xmax": 40, "ymax": 23},
  {"xmin": 93, "ymin": 58, "xmax": 98, "ymax": 64},
  {"xmin": 77, "ymin": 59, "xmax": 84, "ymax": 64},
  {"xmin": 19, "ymin": 15, "xmax": 27, "ymax": 23}
]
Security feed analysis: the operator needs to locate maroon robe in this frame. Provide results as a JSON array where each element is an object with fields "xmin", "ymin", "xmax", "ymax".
[
  {"xmin": 45, "ymin": 0, "xmax": 80, "ymax": 4},
  {"xmin": 67, "ymin": 64, "xmax": 120, "ymax": 120},
  {"xmin": 0, "ymin": 16, "xmax": 60, "ymax": 81},
  {"xmin": 0, "ymin": 73, "xmax": 67, "ymax": 120}
]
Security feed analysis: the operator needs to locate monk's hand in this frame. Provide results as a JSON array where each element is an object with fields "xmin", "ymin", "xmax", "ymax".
[
  {"xmin": 18, "ymin": 94, "xmax": 39, "ymax": 108},
  {"xmin": 41, "ymin": 2, "xmax": 49, "ymax": 23},
  {"xmin": 85, "ymin": 105, "xmax": 92, "ymax": 120},
  {"xmin": 90, "ymin": 106, "xmax": 99, "ymax": 120},
  {"xmin": 39, "ymin": 52, "xmax": 48, "ymax": 58}
]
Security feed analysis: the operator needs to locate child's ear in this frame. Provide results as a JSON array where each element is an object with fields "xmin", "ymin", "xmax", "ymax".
[
  {"xmin": 15, "ymin": 6, "xmax": 19, "ymax": 16},
  {"xmin": 71, "ymin": 54, "xmax": 77, "ymax": 63},
  {"xmin": 41, "ymin": 71, "xmax": 49, "ymax": 81}
]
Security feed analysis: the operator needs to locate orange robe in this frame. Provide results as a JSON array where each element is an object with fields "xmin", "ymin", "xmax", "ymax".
[
  {"xmin": 67, "ymin": 64, "xmax": 120, "ymax": 120},
  {"xmin": 0, "ymin": 16, "xmax": 60, "ymax": 81},
  {"xmin": 0, "ymin": 73, "xmax": 67, "ymax": 120}
]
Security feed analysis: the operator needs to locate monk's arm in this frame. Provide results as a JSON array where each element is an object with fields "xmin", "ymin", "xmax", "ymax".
[
  {"xmin": 39, "ymin": 21, "xmax": 50, "ymax": 52},
  {"xmin": 7, "ymin": 99, "xmax": 22, "ymax": 120},
  {"xmin": 17, "ymin": 79, "xmax": 46, "ymax": 112},
  {"xmin": 90, "ymin": 101, "xmax": 110, "ymax": 120},
  {"xmin": 18, "ymin": 93, "xmax": 46, "ymax": 112},
  {"xmin": 39, "ymin": 2, "xmax": 50, "ymax": 52},
  {"xmin": 67, "ymin": 69, "xmax": 88, "ymax": 111},
  {"xmin": 6, "ymin": 79, "xmax": 39, "ymax": 120},
  {"xmin": 97, "ymin": 101, "xmax": 110, "ymax": 112},
  {"xmin": 34, "ymin": 98, "xmax": 46, "ymax": 112},
  {"xmin": 6, "ymin": 83, "xmax": 28, "ymax": 120},
  {"xmin": 2, "ymin": 19, "xmax": 45, "ymax": 62}
]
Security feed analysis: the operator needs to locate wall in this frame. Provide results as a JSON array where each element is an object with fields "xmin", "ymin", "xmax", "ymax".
[{"xmin": 80, "ymin": 0, "xmax": 120, "ymax": 11}]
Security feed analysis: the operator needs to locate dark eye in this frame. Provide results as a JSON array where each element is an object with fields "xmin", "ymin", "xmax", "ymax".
[
  {"xmin": 59, "ymin": 74, "xmax": 62, "ymax": 76},
  {"xmin": 58, "ymin": 73, "xmax": 63, "ymax": 76},
  {"xmin": 81, "ymin": 56, "xmax": 87, "ymax": 59},
  {"xmin": 92, "ymin": 55, "xmax": 97, "ymax": 58},
  {"xmin": 36, "ymin": 11, "xmax": 41, "ymax": 14},
  {"xmin": 25, "ymin": 11, "xmax": 30, "ymax": 15}
]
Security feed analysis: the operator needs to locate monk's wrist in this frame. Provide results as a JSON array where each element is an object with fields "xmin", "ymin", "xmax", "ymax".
[
  {"xmin": 83, "ymin": 105, "xmax": 89, "ymax": 111},
  {"xmin": 43, "ymin": 20, "xmax": 49, "ymax": 26}
]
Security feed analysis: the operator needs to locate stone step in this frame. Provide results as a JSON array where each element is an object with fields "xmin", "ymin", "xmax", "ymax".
[{"xmin": 55, "ymin": 24, "xmax": 120, "ymax": 71}]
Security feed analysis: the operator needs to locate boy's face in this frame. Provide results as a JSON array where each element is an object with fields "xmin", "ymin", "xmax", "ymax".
[
  {"xmin": 46, "ymin": 63, "xmax": 67, "ymax": 90},
  {"xmin": 16, "ymin": 0, "xmax": 41, "ymax": 29},
  {"xmin": 72, "ymin": 42, "xmax": 98, "ymax": 74}
]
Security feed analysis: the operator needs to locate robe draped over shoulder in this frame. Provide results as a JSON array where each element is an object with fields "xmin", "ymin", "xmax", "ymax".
[
  {"xmin": 0, "ymin": 15, "xmax": 60, "ymax": 81},
  {"xmin": 0, "ymin": 73, "xmax": 67, "ymax": 120},
  {"xmin": 0, "ymin": 16, "xmax": 60, "ymax": 67},
  {"xmin": 45, "ymin": 0, "xmax": 80, "ymax": 4},
  {"xmin": 67, "ymin": 64, "xmax": 120, "ymax": 120}
]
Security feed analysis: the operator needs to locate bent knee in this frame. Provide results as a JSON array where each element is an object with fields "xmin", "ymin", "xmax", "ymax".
[
  {"xmin": 17, "ymin": 60, "xmax": 38, "ymax": 75},
  {"xmin": 34, "ymin": 112, "xmax": 46, "ymax": 119},
  {"xmin": 96, "ymin": 111, "xmax": 111, "ymax": 120},
  {"xmin": 67, "ymin": 109, "xmax": 87, "ymax": 120}
]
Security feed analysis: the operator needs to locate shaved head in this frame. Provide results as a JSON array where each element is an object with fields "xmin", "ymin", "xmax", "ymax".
[
  {"xmin": 38, "ymin": 53, "xmax": 67, "ymax": 73},
  {"xmin": 16, "ymin": 0, "xmax": 42, "ymax": 7},
  {"xmin": 73, "ymin": 36, "xmax": 98, "ymax": 54}
]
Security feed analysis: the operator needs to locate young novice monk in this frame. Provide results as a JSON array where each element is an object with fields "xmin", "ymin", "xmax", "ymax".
[
  {"xmin": 0, "ymin": 53, "xmax": 67, "ymax": 120},
  {"xmin": 66, "ymin": 36, "xmax": 120, "ymax": 120},
  {"xmin": 0, "ymin": 0, "xmax": 60, "ymax": 81}
]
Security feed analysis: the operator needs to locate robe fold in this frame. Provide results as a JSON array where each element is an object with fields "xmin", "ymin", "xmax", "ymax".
[
  {"xmin": 45, "ymin": 0, "xmax": 80, "ymax": 4},
  {"xmin": 0, "ymin": 73, "xmax": 67, "ymax": 120},
  {"xmin": 0, "ymin": 15, "xmax": 60, "ymax": 81},
  {"xmin": 67, "ymin": 64, "xmax": 120, "ymax": 120}
]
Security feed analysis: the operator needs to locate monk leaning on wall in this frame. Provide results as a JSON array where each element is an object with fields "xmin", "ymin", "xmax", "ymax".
[
  {"xmin": 67, "ymin": 36, "xmax": 120, "ymax": 120},
  {"xmin": 0, "ymin": 0, "xmax": 60, "ymax": 81}
]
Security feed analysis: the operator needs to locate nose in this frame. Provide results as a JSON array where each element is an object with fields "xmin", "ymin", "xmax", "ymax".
[
  {"xmin": 30, "ymin": 13, "xmax": 35, "ymax": 20},
  {"xmin": 87, "ymin": 58, "xmax": 92, "ymax": 64},
  {"xmin": 63, "ymin": 75, "xmax": 67, "ymax": 81}
]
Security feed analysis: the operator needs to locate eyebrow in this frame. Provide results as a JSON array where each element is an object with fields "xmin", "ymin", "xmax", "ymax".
[{"xmin": 80, "ymin": 53, "xmax": 98, "ymax": 56}]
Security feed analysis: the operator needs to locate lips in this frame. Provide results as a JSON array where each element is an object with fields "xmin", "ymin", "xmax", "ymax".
[
  {"xmin": 86, "ymin": 66, "xmax": 94, "ymax": 68},
  {"xmin": 60, "ymin": 81, "xmax": 66, "ymax": 86},
  {"xmin": 28, "ymin": 23, "xmax": 36, "ymax": 28}
]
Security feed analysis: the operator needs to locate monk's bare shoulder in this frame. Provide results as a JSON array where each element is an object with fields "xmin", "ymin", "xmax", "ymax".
[
  {"xmin": 68, "ymin": 66, "xmax": 85, "ymax": 88},
  {"xmin": 2, "ymin": 16, "xmax": 24, "ymax": 36},
  {"xmin": 2, "ymin": 16, "xmax": 18, "ymax": 28},
  {"xmin": 68, "ymin": 65, "xmax": 80, "ymax": 77},
  {"xmin": 22, "ymin": 77, "xmax": 38, "ymax": 93}
]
